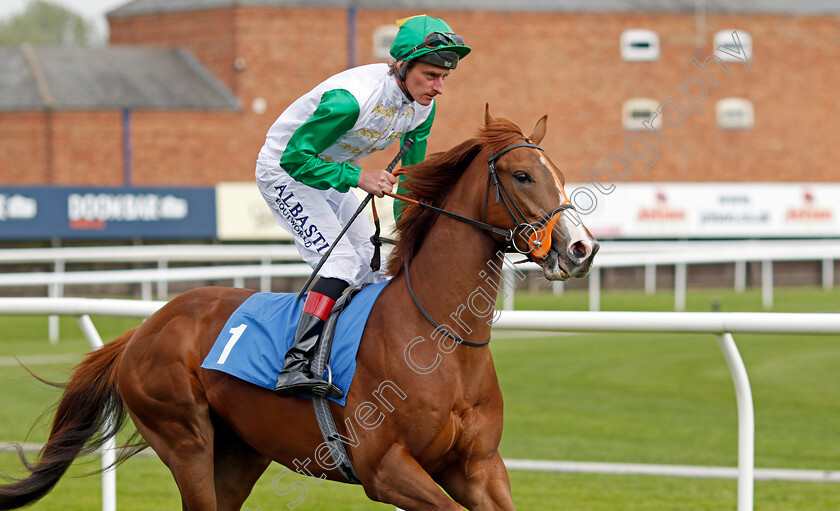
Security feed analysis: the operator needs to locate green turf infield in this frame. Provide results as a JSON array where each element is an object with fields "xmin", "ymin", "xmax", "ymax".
[{"xmin": 0, "ymin": 286, "xmax": 838, "ymax": 509}]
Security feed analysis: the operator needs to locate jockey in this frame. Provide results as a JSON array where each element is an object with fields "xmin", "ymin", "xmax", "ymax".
[{"xmin": 256, "ymin": 14, "xmax": 471, "ymax": 398}]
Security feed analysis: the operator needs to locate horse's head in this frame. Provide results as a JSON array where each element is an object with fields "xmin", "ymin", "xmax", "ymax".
[{"xmin": 481, "ymin": 105, "xmax": 599, "ymax": 281}]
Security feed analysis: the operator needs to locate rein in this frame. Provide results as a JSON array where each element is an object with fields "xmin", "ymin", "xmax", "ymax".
[
  {"xmin": 403, "ymin": 261, "xmax": 491, "ymax": 347},
  {"xmin": 382, "ymin": 190, "xmax": 512, "ymax": 240}
]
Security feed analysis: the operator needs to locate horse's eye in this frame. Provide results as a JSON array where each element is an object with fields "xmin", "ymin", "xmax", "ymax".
[{"xmin": 514, "ymin": 171, "xmax": 531, "ymax": 183}]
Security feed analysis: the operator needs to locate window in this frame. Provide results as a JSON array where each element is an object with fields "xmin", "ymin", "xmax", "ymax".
[
  {"xmin": 622, "ymin": 98, "xmax": 661, "ymax": 130},
  {"xmin": 620, "ymin": 29, "xmax": 659, "ymax": 61},
  {"xmin": 716, "ymin": 98, "xmax": 754, "ymax": 129},
  {"xmin": 372, "ymin": 25, "xmax": 399, "ymax": 60},
  {"xmin": 714, "ymin": 29, "xmax": 752, "ymax": 62}
]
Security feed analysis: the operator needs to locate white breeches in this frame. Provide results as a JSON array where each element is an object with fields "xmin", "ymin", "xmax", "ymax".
[{"xmin": 256, "ymin": 163, "xmax": 388, "ymax": 287}]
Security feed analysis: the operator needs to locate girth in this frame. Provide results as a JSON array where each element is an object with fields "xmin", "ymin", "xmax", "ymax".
[{"xmin": 310, "ymin": 286, "xmax": 365, "ymax": 484}]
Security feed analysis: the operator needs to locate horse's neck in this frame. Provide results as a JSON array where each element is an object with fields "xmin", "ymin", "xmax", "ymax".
[{"xmin": 406, "ymin": 172, "xmax": 505, "ymax": 344}]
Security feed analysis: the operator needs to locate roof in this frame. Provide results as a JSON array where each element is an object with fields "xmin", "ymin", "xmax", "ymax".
[
  {"xmin": 0, "ymin": 45, "xmax": 240, "ymax": 111},
  {"xmin": 0, "ymin": 47, "xmax": 42, "ymax": 110},
  {"xmin": 107, "ymin": 0, "xmax": 840, "ymax": 17}
]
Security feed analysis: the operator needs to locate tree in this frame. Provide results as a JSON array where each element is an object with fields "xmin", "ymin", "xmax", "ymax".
[{"xmin": 0, "ymin": 0, "xmax": 100, "ymax": 47}]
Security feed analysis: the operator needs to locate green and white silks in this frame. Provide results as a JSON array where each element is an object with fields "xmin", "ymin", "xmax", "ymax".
[{"xmin": 256, "ymin": 63, "xmax": 434, "ymax": 285}]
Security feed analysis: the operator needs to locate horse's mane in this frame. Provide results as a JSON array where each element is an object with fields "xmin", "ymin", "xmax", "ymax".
[{"xmin": 387, "ymin": 117, "xmax": 528, "ymax": 277}]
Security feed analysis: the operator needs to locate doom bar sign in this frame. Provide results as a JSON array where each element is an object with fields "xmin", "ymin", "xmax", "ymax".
[{"xmin": 0, "ymin": 187, "xmax": 215, "ymax": 240}]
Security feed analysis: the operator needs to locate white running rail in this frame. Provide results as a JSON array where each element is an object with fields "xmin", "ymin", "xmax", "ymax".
[{"xmin": 2, "ymin": 240, "xmax": 836, "ymax": 313}]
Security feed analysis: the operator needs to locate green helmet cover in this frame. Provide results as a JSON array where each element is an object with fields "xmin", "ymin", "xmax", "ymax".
[{"xmin": 389, "ymin": 15, "xmax": 471, "ymax": 69}]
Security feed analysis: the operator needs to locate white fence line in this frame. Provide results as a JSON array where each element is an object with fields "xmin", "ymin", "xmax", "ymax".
[
  {"xmin": 0, "ymin": 244, "xmax": 303, "ymax": 265},
  {"xmin": 2, "ymin": 240, "xmax": 837, "ymax": 307},
  {"xmin": 501, "ymin": 459, "xmax": 840, "ymax": 483},
  {"xmin": 0, "ymin": 298, "xmax": 838, "ymax": 511},
  {"xmin": 509, "ymin": 239, "xmax": 840, "ymax": 312},
  {"xmin": 0, "ymin": 263, "xmax": 312, "ymax": 297},
  {"xmin": 1, "ymin": 263, "xmax": 310, "ymax": 343},
  {"xmin": 0, "ymin": 243, "xmax": 303, "ymax": 343}
]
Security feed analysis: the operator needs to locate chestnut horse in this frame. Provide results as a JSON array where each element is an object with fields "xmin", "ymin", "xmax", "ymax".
[{"xmin": 0, "ymin": 107, "xmax": 598, "ymax": 510}]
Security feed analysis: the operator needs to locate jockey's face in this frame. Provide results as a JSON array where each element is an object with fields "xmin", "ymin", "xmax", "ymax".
[{"xmin": 403, "ymin": 61, "xmax": 450, "ymax": 106}]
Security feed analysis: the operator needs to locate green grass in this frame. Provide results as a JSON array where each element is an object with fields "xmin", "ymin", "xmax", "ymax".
[
  {"xmin": 493, "ymin": 332, "xmax": 840, "ymax": 469},
  {"xmin": 0, "ymin": 287, "xmax": 838, "ymax": 509}
]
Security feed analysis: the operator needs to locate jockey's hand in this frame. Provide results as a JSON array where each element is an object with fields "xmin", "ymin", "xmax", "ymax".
[{"xmin": 357, "ymin": 169, "xmax": 397, "ymax": 198}]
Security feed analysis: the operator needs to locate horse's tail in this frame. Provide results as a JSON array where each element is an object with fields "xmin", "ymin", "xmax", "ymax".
[{"xmin": 0, "ymin": 327, "xmax": 147, "ymax": 510}]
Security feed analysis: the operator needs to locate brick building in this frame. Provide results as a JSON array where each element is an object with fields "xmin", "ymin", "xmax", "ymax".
[
  {"xmin": 0, "ymin": 44, "xmax": 241, "ymax": 186},
  {"xmin": 1, "ymin": 0, "xmax": 838, "ymax": 188}
]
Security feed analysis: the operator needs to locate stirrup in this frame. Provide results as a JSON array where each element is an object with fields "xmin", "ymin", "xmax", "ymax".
[{"xmin": 312, "ymin": 365, "xmax": 344, "ymax": 399}]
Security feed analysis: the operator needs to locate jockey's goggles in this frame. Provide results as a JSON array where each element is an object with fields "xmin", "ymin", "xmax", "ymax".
[
  {"xmin": 401, "ymin": 32, "xmax": 465, "ymax": 59},
  {"xmin": 404, "ymin": 33, "xmax": 468, "ymax": 71}
]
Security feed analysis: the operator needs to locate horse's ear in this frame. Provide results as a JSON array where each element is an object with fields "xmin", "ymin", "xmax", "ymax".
[
  {"xmin": 484, "ymin": 103, "xmax": 495, "ymax": 126},
  {"xmin": 529, "ymin": 115, "xmax": 548, "ymax": 145}
]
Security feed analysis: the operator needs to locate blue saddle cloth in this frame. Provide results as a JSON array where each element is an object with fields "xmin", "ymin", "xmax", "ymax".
[{"xmin": 200, "ymin": 282, "xmax": 387, "ymax": 406}]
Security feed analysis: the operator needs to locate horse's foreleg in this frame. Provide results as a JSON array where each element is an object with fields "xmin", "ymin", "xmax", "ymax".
[
  {"xmin": 362, "ymin": 444, "xmax": 462, "ymax": 510},
  {"xmin": 437, "ymin": 451, "xmax": 516, "ymax": 510}
]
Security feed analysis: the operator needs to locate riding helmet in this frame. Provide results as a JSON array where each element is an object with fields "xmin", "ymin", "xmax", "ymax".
[{"xmin": 389, "ymin": 14, "xmax": 471, "ymax": 70}]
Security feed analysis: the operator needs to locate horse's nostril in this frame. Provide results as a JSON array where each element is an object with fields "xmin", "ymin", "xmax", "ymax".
[{"xmin": 571, "ymin": 241, "xmax": 586, "ymax": 260}]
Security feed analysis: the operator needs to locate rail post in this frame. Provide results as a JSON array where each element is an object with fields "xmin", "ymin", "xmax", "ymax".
[
  {"xmin": 716, "ymin": 332, "xmax": 754, "ymax": 511},
  {"xmin": 76, "ymin": 314, "xmax": 117, "ymax": 511}
]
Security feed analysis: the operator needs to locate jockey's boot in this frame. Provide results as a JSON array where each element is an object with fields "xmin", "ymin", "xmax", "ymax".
[{"xmin": 274, "ymin": 278, "xmax": 347, "ymax": 399}]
